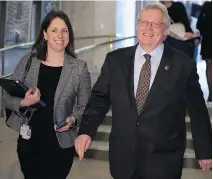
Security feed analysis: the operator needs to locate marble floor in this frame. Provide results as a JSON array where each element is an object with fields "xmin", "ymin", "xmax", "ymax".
[{"xmin": 69, "ymin": 159, "xmax": 212, "ymax": 179}]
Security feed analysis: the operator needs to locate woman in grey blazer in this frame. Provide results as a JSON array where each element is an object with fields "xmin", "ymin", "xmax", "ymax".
[{"xmin": 3, "ymin": 11, "xmax": 91, "ymax": 179}]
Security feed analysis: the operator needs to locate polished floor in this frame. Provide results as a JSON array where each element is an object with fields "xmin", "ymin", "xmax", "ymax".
[{"xmin": 69, "ymin": 159, "xmax": 212, "ymax": 179}]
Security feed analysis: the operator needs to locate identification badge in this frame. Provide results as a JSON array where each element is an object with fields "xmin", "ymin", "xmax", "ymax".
[{"xmin": 20, "ymin": 124, "xmax": 31, "ymax": 140}]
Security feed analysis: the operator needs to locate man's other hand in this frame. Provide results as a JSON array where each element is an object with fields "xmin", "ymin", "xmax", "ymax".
[
  {"xmin": 75, "ymin": 135, "xmax": 92, "ymax": 160},
  {"xmin": 199, "ymin": 159, "xmax": 212, "ymax": 171}
]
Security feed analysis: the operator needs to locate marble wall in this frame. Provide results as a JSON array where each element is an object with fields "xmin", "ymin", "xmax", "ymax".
[
  {"xmin": 61, "ymin": 1, "xmax": 116, "ymax": 40},
  {"xmin": 61, "ymin": 1, "xmax": 117, "ymax": 73}
]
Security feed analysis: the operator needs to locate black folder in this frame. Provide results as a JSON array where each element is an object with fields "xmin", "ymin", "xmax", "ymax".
[{"xmin": 0, "ymin": 79, "xmax": 46, "ymax": 107}]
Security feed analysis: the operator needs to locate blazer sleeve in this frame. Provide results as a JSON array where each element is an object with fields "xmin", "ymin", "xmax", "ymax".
[
  {"xmin": 78, "ymin": 53, "xmax": 111, "ymax": 138},
  {"xmin": 71, "ymin": 61, "xmax": 91, "ymax": 127},
  {"xmin": 3, "ymin": 54, "xmax": 31, "ymax": 114},
  {"xmin": 185, "ymin": 62, "xmax": 212, "ymax": 159}
]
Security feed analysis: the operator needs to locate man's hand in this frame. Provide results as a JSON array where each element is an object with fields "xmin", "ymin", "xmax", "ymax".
[
  {"xmin": 199, "ymin": 159, "xmax": 212, "ymax": 171},
  {"xmin": 75, "ymin": 135, "xmax": 92, "ymax": 160}
]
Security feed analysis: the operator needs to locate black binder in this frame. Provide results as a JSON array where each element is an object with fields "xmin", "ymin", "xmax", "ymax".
[{"xmin": 0, "ymin": 79, "xmax": 46, "ymax": 107}]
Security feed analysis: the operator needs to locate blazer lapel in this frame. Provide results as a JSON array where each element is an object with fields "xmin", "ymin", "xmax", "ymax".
[
  {"xmin": 29, "ymin": 57, "xmax": 41, "ymax": 87},
  {"xmin": 54, "ymin": 54, "xmax": 74, "ymax": 110},
  {"xmin": 121, "ymin": 44, "xmax": 138, "ymax": 114},
  {"xmin": 139, "ymin": 46, "xmax": 174, "ymax": 116}
]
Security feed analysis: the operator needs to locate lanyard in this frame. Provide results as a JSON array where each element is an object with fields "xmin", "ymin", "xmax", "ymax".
[{"xmin": 20, "ymin": 108, "xmax": 37, "ymax": 125}]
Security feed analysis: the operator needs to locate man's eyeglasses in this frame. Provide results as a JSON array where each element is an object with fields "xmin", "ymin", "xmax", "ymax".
[{"xmin": 138, "ymin": 20, "xmax": 164, "ymax": 28}]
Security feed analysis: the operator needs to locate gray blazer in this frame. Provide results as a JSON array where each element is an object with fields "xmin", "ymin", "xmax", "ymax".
[{"xmin": 3, "ymin": 53, "xmax": 91, "ymax": 148}]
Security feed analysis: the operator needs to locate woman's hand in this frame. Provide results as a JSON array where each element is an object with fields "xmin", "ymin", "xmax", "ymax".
[
  {"xmin": 20, "ymin": 88, "xmax": 40, "ymax": 107},
  {"xmin": 54, "ymin": 116, "xmax": 75, "ymax": 132},
  {"xmin": 184, "ymin": 32, "xmax": 193, "ymax": 39}
]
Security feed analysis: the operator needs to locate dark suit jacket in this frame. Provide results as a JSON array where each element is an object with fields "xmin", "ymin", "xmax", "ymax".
[
  {"xmin": 164, "ymin": 36, "xmax": 195, "ymax": 59},
  {"xmin": 78, "ymin": 44, "xmax": 212, "ymax": 179}
]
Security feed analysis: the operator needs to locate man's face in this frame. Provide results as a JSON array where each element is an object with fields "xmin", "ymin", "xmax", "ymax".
[{"xmin": 136, "ymin": 9, "xmax": 167, "ymax": 50}]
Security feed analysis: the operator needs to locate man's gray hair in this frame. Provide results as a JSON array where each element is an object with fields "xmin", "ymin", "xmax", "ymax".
[{"xmin": 137, "ymin": 3, "xmax": 171, "ymax": 29}]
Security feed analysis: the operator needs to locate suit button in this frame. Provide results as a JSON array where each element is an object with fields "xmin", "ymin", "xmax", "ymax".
[
  {"xmin": 133, "ymin": 144, "xmax": 135, "ymax": 147},
  {"xmin": 136, "ymin": 122, "xmax": 140, "ymax": 126}
]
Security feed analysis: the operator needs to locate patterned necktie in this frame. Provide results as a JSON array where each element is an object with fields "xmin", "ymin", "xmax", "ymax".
[{"xmin": 136, "ymin": 54, "xmax": 151, "ymax": 114}]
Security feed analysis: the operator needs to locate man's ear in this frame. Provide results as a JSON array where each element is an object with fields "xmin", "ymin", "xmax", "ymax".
[{"xmin": 164, "ymin": 28, "xmax": 169, "ymax": 36}]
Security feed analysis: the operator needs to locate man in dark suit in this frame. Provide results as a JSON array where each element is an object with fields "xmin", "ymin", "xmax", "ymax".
[{"xmin": 75, "ymin": 3, "xmax": 212, "ymax": 179}]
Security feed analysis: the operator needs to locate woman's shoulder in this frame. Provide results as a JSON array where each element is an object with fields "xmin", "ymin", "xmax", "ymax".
[{"xmin": 65, "ymin": 53, "xmax": 86, "ymax": 67}]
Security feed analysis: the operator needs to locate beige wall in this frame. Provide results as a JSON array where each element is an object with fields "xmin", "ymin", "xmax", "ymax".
[
  {"xmin": 61, "ymin": 1, "xmax": 116, "ymax": 73},
  {"xmin": 61, "ymin": 1, "xmax": 116, "ymax": 46}
]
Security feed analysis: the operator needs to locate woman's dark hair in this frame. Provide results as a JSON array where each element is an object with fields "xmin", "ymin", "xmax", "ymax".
[{"xmin": 31, "ymin": 11, "xmax": 76, "ymax": 60}]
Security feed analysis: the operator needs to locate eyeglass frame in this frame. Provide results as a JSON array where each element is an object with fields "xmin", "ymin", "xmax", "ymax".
[{"xmin": 137, "ymin": 19, "xmax": 166, "ymax": 29}]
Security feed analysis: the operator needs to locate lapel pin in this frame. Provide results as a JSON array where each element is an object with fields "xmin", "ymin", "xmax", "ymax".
[{"xmin": 165, "ymin": 65, "xmax": 169, "ymax": 70}]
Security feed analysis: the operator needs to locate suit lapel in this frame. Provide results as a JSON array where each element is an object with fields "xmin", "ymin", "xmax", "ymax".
[
  {"xmin": 54, "ymin": 54, "xmax": 75, "ymax": 110},
  {"xmin": 139, "ymin": 46, "xmax": 174, "ymax": 116},
  {"xmin": 121, "ymin": 44, "xmax": 138, "ymax": 114}
]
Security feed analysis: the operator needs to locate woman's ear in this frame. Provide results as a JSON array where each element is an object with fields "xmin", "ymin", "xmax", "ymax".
[{"xmin": 43, "ymin": 30, "xmax": 47, "ymax": 41}]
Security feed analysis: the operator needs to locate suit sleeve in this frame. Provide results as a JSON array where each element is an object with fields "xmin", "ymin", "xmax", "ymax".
[
  {"xmin": 78, "ymin": 53, "xmax": 111, "ymax": 139},
  {"xmin": 185, "ymin": 62, "xmax": 212, "ymax": 159}
]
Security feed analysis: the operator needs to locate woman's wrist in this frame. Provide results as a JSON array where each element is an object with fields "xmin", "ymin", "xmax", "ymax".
[
  {"xmin": 20, "ymin": 99, "xmax": 27, "ymax": 107},
  {"xmin": 66, "ymin": 116, "xmax": 77, "ymax": 128}
]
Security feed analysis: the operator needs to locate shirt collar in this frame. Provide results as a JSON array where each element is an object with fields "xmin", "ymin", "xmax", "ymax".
[{"xmin": 137, "ymin": 43, "xmax": 164, "ymax": 60}]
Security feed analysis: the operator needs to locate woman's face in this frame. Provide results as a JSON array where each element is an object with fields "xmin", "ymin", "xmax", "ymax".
[{"xmin": 43, "ymin": 17, "xmax": 69, "ymax": 53}]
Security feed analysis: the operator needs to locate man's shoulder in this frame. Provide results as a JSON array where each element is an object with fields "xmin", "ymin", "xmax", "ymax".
[
  {"xmin": 165, "ymin": 45, "xmax": 193, "ymax": 63},
  {"xmin": 164, "ymin": 45, "xmax": 195, "ymax": 73}
]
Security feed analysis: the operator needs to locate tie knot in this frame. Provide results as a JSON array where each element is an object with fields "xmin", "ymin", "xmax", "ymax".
[{"xmin": 144, "ymin": 54, "xmax": 151, "ymax": 61}]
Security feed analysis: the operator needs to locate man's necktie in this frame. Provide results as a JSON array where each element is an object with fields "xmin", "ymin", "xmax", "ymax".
[{"xmin": 136, "ymin": 54, "xmax": 151, "ymax": 114}]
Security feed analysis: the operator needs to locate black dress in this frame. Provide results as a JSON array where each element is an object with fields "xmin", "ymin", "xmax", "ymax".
[
  {"xmin": 167, "ymin": 2, "xmax": 193, "ymax": 33},
  {"xmin": 17, "ymin": 63, "xmax": 74, "ymax": 179},
  {"xmin": 196, "ymin": 1, "xmax": 212, "ymax": 60},
  {"xmin": 164, "ymin": 2, "xmax": 195, "ymax": 59}
]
